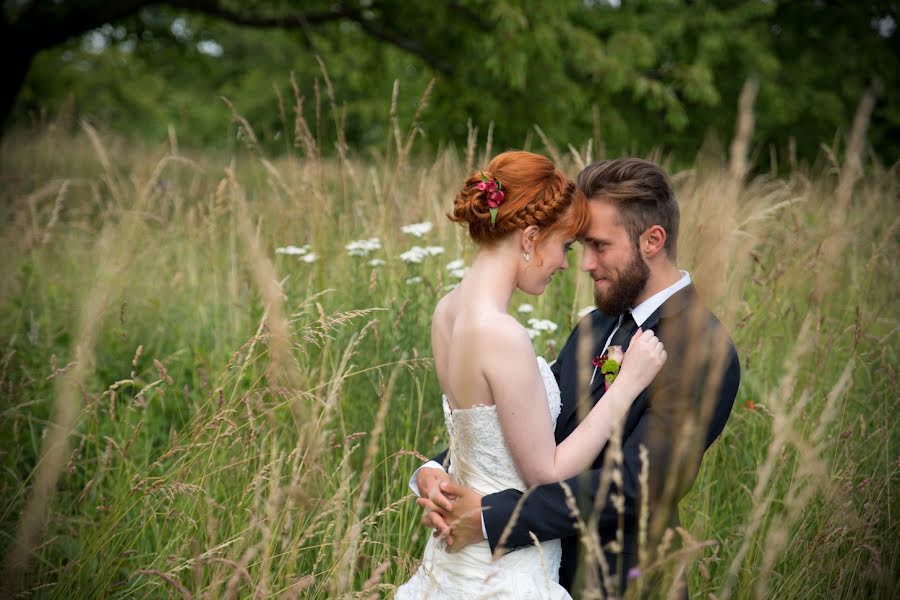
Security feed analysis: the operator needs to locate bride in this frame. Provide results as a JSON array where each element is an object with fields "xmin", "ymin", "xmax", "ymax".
[{"xmin": 396, "ymin": 151, "xmax": 666, "ymax": 599}]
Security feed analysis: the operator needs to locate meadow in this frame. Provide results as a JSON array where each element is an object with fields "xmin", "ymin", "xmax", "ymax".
[{"xmin": 0, "ymin": 86, "xmax": 897, "ymax": 598}]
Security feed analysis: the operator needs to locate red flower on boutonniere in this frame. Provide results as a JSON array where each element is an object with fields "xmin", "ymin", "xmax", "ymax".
[{"xmin": 591, "ymin": 346, "xmax": 624, "ymax": 391}]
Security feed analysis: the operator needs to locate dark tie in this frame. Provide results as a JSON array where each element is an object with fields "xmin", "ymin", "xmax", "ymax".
[{"xmin": 608, "ymin": 311, "xmax": 639, "ymax": 351}]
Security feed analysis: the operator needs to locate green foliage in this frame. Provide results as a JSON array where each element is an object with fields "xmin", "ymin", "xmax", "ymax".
[{"xmin": 10, "ymin": 0, "xmax": 899, "ymax": 164}]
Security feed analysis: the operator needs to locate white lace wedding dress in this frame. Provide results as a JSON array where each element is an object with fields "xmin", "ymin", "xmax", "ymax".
[{"xmin": 396, "ymin": 357, "xmax": 571, "ymax": 599}]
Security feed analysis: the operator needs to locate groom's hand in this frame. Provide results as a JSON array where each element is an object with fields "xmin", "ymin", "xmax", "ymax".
[{"xmin": 442, "ymin": 481, "xmax": 485, "ymax": 553}]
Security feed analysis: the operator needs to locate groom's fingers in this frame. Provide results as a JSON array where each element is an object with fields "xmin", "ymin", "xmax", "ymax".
[{"xmin": 426, "ymin": 513, "xmax": 449, "ymax": 536}]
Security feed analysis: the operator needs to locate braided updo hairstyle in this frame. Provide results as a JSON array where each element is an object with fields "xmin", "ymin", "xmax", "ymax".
[{"xmin": 450, "ymin": 151, "xmax": 588, "ymax": 249}]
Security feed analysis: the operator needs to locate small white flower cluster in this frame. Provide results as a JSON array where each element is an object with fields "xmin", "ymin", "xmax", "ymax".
[
  {"xmin": 368, "ymin": 258, "xmax": 386, "ymax": 267},
  {"xmin": 401, "ymin": 221, "xmax": 433, "ymax": 238},
  {"xmin": 346, "ymin": 237, "xmax": 382, "ymax": 257},
  {"xmin": 400, "ymin": 245, "xmax": 444, "ymax": 263},
  {"xmin": 526, "ymin": 318, "xmax": 558, "ymax": 339},
  {"xmin": 446, "ymin": 259, "xmax": 468, "ymax": 279},
  {"xmin": 405, "ymin": 276, "xmax": 423, "ymax": 285},
  {"xmin": 276, "ymin": 244, "xmax": 317, "ymax": 263},
  {"xmin": 517, "ymin": 303, "xmax": 535, "ymax": 314}
]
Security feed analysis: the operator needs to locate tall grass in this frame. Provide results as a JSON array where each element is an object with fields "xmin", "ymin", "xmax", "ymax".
[{"xmin": 0, "ymin": 79, "xmax": 896, "ymax": 599}]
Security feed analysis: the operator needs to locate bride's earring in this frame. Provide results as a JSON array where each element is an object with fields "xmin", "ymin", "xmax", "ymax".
[{"xmin": 523, "ymin": 252, "xmax": 531, "ymax": 262}]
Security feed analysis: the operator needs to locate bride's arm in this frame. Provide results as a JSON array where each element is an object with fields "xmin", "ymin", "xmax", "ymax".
[{"xmin": 488, "ymin": 322, "xmax": 665, "ymax": 487}]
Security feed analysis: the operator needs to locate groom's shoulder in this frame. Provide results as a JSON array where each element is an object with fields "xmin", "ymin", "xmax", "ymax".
[
  {"xmin": 572, "ymin": 308, "xmax": 616, "ymax": 335},
  {"xmin": 662, "ymin": 287, "xmax": 738, "ymax": 353}
]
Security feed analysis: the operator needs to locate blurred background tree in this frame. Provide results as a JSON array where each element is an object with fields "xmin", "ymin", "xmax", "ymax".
[{"xmin": 6, "ymin": 0, "xmax": 899, "ymax": 164}]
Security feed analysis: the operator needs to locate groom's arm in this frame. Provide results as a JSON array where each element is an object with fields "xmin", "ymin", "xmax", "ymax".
[{"xmin": 482, "ymin": 337, "xmax": 740, "ymax": 554}]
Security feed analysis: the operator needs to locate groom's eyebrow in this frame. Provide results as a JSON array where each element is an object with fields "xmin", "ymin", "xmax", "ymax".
[{"xmin": 581, "ymin": 235, "xmax": 608, "ymax": 245}]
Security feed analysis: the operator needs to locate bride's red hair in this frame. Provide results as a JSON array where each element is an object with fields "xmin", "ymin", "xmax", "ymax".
[{"xmin": 450, "ymin": 151, "xmax": 588, "ymax": 247}]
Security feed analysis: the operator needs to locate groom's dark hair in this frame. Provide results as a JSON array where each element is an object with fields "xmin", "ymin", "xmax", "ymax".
[{"xmin": 577, "ymin": 158, "xmax": 680, "ymax": 260}]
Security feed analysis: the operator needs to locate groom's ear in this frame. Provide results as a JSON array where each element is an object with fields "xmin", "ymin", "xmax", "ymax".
[{"xmin": 642, "ymin": 225, "xmax": 667, "ymax": 259}]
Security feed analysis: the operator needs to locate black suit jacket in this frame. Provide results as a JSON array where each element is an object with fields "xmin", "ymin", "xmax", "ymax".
[{"xmin": 463, "ymin": 284, "xmax": 741, "ymax": 595}]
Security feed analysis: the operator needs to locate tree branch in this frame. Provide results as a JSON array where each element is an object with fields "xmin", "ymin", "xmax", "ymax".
[
  {"xmin": 163, "ymin": 0, "xmax": 357, "ymax": 28},
  {"xmin": 346, "ymin": 14, "xmax": 453, "ymax": 75},
  {"xmin": 164, "ymin": 0, "xmax": 453, "ymax": 74},
  {"xmin": 14, "ymin": 0, "xmax": 158, "ymax": 52}
]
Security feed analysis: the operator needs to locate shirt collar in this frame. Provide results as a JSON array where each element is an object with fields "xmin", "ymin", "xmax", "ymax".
[{"xmin": 630, "ymin": 270, "xmax": 692, "ymax": 326}]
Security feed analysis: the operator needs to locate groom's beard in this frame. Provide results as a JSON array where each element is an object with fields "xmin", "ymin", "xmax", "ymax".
[{"xmin": 593, "ymin": 245, "xmax": 650, "ymax": 316}]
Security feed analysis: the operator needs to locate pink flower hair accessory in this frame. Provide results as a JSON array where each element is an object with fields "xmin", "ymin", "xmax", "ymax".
[{"xmin": 478, "ymin": 172, "xmax": 505, "ymax": 226}]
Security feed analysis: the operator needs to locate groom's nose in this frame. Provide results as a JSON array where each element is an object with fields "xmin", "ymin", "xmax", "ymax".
[{"xmin": 580, "ymin": 247, "xmax": 596, "ymax": 272}]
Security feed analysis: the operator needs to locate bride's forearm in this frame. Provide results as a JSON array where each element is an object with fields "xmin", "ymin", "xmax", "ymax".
[{"xmin": 544, "ymin": 379, "xmax": 641, "ymax": 483}]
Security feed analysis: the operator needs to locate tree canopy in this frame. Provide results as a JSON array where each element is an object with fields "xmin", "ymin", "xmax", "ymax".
[{"xmin": 8, "ymin": 0, "xmax": 899, "ymax": 164}]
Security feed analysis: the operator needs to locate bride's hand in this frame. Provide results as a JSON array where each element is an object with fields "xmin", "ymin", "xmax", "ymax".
[
  {"xmin": 416, "ymin": 468, "xmax": 455, "ymax": 539},
  {"xmin": 616, "ymin": 329, "xmax": 667, "ymax": 393}
]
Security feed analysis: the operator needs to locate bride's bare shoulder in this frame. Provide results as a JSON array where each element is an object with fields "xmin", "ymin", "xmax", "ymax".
[{"xmin": 432, "ymin": 290, "xmax": 530, "ymax": 350}]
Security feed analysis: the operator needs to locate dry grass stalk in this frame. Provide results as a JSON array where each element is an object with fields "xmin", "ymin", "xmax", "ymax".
[
  {"xmin": 481, "ymin": 120, "xmax": 495, "ymax": 169},
  {"xmin": 334, "ymin": 363, "xmax": 402, "ymax": 594},
  {"xmin": 728, "ymin": 78, "xmax": 759, "ymax": 184},
  {"xmin": 39, "ymin": 179, "xmax": 68, "ymax": 247},
  {"xmin": 465, "ymin": 119, "xmax": 478, "ymax": 174},
  {"xmin": 3, "ymin": 221, "xmax": 127, "ymax": 591},
  {"xmin": 227, "ymin": 169, "xmax": 302, "ymax": 394},
  {"xmin": 221, "ymin": 97, "xmax": 261, "ymax": 155},
  {"xmin": 533, "ymin": 124, "xmax": 564, "ymax": 166},
  {"xmin": 814, "ymin": 81, "xmax": 881, "ymax": 304},
  {"xmin": 81, "ymin": 120, "xmax": 125, "ymax": 205},
  {"xmin": 222, "ymin": 546, "xmax": 258, "ymax": 600},
  {"xmin": 133, "ymin": 569, "xmax": 193, "ymax": 599},
  {"xmin": 720, "ymin": 314, "xmax": 816, "ymax": 598},
  {"xmin": 752, "ymin": 362, "xmax": 854, "ymax": 598}
]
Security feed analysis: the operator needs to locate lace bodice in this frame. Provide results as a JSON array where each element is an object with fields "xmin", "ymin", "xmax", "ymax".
[{"xmin": 441, "ymin": 357, "xmax": 562, "ymax": 495}]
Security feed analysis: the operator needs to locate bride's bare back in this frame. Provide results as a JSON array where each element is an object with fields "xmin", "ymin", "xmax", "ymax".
[{"xmin": 431, "ymin": 287, "xmax": 540, "ymax": 412}]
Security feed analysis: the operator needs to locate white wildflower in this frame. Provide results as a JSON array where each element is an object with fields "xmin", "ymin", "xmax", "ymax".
[
  {"xmin": 517, "ymin": 303, "xmax": 535, "ymax": 314},
  {"xmin": 275, "ymin": 245, "xmax": 307, "ymax": 256},
  {"xmin": 525, "ymin": 328, "xmax": 541, "ymax": 339},
  {"xmin": 446, "ymin": 259, "xmax": 466, "ymax": 271},
  {"xmin": 346, "ymin": 237, "xmax": 382, "ymax": 257},
  {"xmin": 401, "ymin": 221, "xmax": 433, "ymax": 237},
  {"xmin": 400, "ymin": 246, "xmax": 427, "ymax": 263},
  {"xmin": 527, "ymin": 318, "xmax": 558, "ymax": 332},
  {"xmin": 301, "ymin": 253, "xmax": 318, "ymax": 263},
  {"xmin": 577, "ymin": 306, "xmax": 596, "ymax": 319},
  {"xmin": 405, "ymin": 276, "xmax": 423, "ymax": 285},
  {"xmin": 368, "ymin": 258, "xmax": 386, "ymax": 267},
  {"xmin": 400, "ymin": 245, "xmax": 444, "ymax": 263},
  {"xmin": 449, "ymin": 268, "xmax": 467, "ymax": 279}
]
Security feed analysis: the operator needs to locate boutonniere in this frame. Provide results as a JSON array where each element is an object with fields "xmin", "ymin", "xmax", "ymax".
[{"xmin": 590, "ymin": 345, "xmax": 624, "ymax": 390}]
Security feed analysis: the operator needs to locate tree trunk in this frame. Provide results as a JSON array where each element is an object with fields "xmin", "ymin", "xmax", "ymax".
[{"xmin": 0, "ymin": 48, "xmax": 36, "ymax": 132}]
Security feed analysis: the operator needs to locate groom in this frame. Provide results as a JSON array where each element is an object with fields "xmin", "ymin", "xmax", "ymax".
[{"xmin": 413, "ymin": 158, "xmax": 740, "ymax": 596}]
